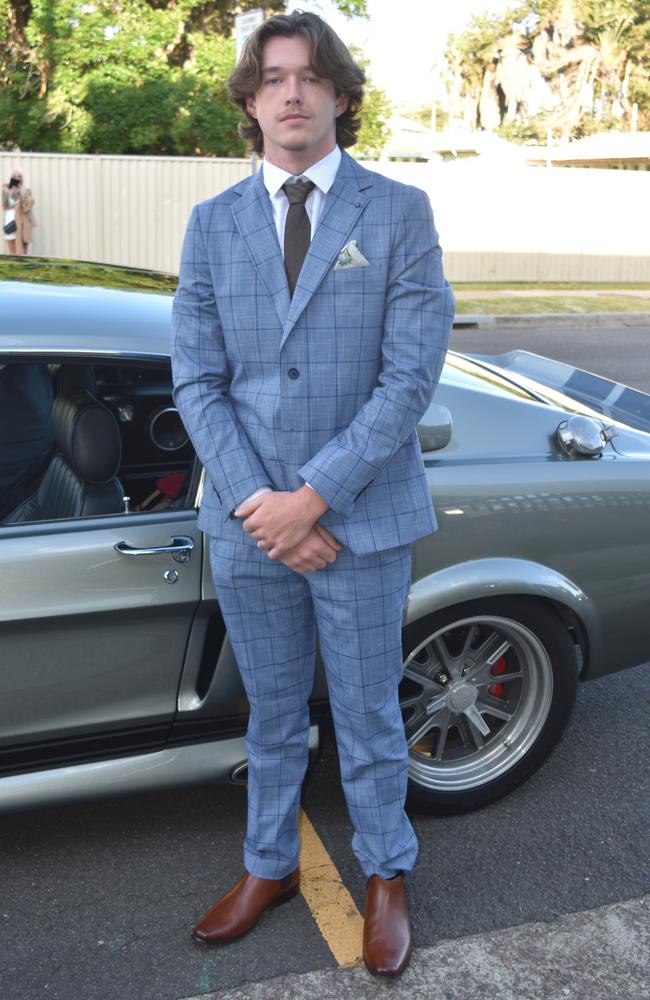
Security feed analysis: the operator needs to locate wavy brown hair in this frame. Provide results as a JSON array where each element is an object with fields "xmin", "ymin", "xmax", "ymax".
[{"xmin": 228, "ymin": 11, "xmax": 366, "ymax": 155}]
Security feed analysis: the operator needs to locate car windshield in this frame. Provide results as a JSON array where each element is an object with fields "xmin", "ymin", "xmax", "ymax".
[
  {"xmin": 0, "ymin": 257, "xmax": 177, "ymax": 295},
  {"xmin": 445, "ymin": 353, "xmax": 540, "ymax": 402}
]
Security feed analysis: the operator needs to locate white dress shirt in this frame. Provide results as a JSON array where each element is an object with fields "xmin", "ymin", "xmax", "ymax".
[
  {"xmin": 262, "ymin": 144, "xmax": 342, "ymax": 252},
  {"xmin": 238, "ymin": 146, "xmax": 342, "ymax": 511}
]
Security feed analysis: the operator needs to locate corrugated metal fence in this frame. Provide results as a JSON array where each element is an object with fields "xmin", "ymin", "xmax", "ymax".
[
  {"xmin": 1, "ymin": 152, "xmax": 254, "ymax": 273},
  {"xmin": 2, "ymin": 151, "xmax": 649, "ymax": 281}
]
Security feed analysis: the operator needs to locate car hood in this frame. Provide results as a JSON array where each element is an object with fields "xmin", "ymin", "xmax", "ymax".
[{"xmin": 465, "ymin": 349, "xmax": 650, "ymax": 436}]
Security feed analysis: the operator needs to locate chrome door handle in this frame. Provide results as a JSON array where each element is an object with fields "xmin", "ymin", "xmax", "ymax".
[{"xmin": 114, "ymin": 535, "xmax": 195, "ymax": 563}]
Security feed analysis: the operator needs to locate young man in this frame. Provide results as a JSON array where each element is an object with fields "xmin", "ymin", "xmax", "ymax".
[{"xmin": 172, "ymin": 11, "xmax": 454, "ymax": 978}]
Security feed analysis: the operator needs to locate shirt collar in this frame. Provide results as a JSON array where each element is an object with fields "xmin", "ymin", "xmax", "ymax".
[{"xmin": 262, "ymin": 145, "xmax": 342, "ymax": 198}]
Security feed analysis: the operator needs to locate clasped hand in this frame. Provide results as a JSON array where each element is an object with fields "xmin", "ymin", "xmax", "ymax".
[{"xmin": 234, "ymin": 487, "xmax": 340, "ymax": 573}]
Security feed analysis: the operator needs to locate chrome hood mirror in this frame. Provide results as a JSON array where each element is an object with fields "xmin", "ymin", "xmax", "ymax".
[
  {"xmin": 417, "ymin": 405, "xmax": 453, "ymax": 452},
  {"xmin": 556, "ymin": 415, "xmax": 614, "ymax": 458}
]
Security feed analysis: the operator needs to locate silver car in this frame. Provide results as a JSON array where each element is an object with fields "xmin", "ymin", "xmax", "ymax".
[{"xmin": 1, "ymin": 257, "xmax": 649, "ymax": 816}]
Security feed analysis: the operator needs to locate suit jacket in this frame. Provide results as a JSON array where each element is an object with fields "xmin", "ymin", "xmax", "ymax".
[{"xmin": 171, "ymin": 151, "xmax": 455, "ymax": 555}]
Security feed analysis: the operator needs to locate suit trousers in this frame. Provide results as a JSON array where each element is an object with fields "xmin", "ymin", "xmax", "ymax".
[{"xmin": 208, "ymin": 536, "xmax": 419, "ymax": 880}]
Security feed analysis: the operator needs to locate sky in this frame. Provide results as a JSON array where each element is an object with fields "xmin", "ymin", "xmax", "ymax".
[{"xmin": 286, "ymin": 0, "xmax": 515, "ymax": 106}]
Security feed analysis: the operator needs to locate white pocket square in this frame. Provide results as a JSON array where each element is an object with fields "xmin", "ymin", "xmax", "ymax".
[{"xmin": 334, "ymin": 240, "xmax": 369, "ymax": 270}]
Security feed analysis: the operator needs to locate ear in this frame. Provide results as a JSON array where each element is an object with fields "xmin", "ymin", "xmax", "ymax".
[
  {"xmin": 334, "ymin": 94, "xmax": 349, "ymax": 119},
  {"xmin": 246, "ymin": 96, "xmax": 257, "ymax": 119}
]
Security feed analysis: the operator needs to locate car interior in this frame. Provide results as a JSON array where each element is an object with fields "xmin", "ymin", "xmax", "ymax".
[{"xmin": 0, "ymin": 360, "xmax": 198, "ymax": 525}]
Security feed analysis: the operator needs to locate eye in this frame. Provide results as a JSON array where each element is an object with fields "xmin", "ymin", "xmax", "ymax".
[
  {"xmin": 305, "ymin": 76, "xmax": 321, "ymax": 84},
  {"xmin": 264, "ymin": 76, "xmax": 281, "ymax": 85}
]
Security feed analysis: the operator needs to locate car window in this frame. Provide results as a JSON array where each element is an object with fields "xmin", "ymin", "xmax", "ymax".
[{"xmin": 0, "ymin": 361, "xmax": 197, "ymax": 526}]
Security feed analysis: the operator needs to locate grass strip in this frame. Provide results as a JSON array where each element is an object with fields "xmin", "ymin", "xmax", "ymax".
[
  {"xmin": 454, "ymin": 281, "xmax": 650, "ymax": 292},
  {"xmin": 455, "ymin": 296, "xmax": 650, "ymax": 315}
]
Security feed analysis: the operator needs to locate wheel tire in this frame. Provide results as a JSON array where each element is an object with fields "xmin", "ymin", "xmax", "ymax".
[{"xmin": 401, "ymin": 597, "xmax": 578, "ymax": 816}]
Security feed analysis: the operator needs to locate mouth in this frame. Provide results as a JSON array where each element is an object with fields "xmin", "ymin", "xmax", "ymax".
[{"xmin": 281, "ymin": 114, "xmax": 308, "ymax": 122}]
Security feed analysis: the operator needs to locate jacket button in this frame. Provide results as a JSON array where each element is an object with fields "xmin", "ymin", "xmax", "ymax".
[{"xmin": 288, "ymin": 368, "xmax": 300, "ymax": 380}]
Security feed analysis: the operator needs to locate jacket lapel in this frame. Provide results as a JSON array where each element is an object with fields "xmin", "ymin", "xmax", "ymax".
[
  {"xmin": 231, "ymin": 171, "xmax": 291, "ymax": 328},
  {"xmin": 281, "ymin": 152, "xmax": 373, "ymax": 347}
]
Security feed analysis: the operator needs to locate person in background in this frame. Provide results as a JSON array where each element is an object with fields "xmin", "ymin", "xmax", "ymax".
[
  {"xmin": 3, "ymin": 170, "xmax": 36, "ymax": 255},
  {"xmin": 0, "ymin": 364, "xmax": 53, "ymax": 521}
]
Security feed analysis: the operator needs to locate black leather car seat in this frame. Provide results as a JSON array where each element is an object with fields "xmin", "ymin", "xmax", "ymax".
[
  {"xmin": 3, "ymin": 388, "xmax": 124, "ymax": 523},
  {"xmin": 51, "ymin": 363, "xmax": 98, "ymax": 398}
]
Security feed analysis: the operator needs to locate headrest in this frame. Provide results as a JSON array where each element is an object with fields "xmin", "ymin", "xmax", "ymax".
[
  {"xmin": 52, "ymin": 364, "xmax": 97, "ymax": 397},
  {"xmin": 53, "ymin": 389, "xmax": 121, "ymax": 484}
]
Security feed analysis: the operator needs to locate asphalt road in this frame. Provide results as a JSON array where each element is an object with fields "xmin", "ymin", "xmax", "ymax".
[{"xmin": 1, "ymin": 322, "xmax": 649, "ymax": 1000}]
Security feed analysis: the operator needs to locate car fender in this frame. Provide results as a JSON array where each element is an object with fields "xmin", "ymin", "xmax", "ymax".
[{"xmin": 405, "ymin": 557, "xmax": 601, "ymax": 676}]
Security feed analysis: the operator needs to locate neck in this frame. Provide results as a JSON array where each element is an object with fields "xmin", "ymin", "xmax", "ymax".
[{"xmin": 264, "ymin": 144, "xmax": 336, "ymax": 176}]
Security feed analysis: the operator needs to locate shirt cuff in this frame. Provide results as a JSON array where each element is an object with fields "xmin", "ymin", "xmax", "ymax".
[
  {"xmin": 240, "ymin": 486, "xmax": 273, "ymax": 505},
  {"xmin": 229, "ymin": 486, "xmax": 273, "ymax": 520}
]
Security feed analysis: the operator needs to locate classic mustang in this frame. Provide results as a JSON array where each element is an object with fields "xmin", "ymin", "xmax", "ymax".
[{"xmin": 1, "ymin": 256, "xmax": 649, "ymax": 815}]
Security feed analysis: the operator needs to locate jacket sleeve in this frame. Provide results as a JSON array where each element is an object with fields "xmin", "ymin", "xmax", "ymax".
[
  {"xmin": 171, "ymin": 204, "xmax": 272, "ymax": 515},
  {"xmin": 297, "ymin": 186, "xmax": 455, "ymax": 516}
]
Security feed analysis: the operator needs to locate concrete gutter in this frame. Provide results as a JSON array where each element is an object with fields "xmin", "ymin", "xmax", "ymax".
[
  {"xmin": 454, "ymin": 312, "xmax": 650, "ymax": 329},
  {"xmin": 180, "ymin": 893, "xmax": 650, "ymax": 1000}
]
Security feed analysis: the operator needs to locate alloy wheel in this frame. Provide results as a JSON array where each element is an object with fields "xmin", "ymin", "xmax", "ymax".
[{"xmin": 401, "ymin": 615, "xmax": 554, "ymax": 792}]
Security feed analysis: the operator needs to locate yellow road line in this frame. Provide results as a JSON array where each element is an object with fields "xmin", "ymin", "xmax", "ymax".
[{"xmin": 298, "ymin": 808, "xmax": 364, "ymax": 967}]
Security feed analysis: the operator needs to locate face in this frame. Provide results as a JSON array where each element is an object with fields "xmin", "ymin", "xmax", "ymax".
[{"xmin": 246, "ymin": 34, "xmax": 348, "ymax": 171}]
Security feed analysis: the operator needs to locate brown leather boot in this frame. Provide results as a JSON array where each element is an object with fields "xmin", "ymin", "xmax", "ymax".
[
  {"xmin": 362, "ymin": 873, "xmax": 412, "ymax": 977},
  {"xmin": 191, "ymin": 869, "xmax": 300, "ymax": 944}
]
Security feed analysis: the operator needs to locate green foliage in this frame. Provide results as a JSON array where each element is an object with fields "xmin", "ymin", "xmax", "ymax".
[
  {"xmin": 629, "ymin": 76, "xmax": 650, "ymax": 130},
  {"xmin": 0, "ymin": 0, "xmax": 368, "ymax": 155},
  {"xmin": 447, "ymin": 8, "xmax": 519, "ymax": 86},
  {"xmin": 0, "ymin": 255, "xmax": 178, "ymax": 291},
  {"xmin": 573, "ymin": 109, "xmax": 621, "ymax": 137},
  {"xmin": 0, "ymin": 0, "xmax": 9, "ymax": 42},
  {"xmin": 348, "ymin": 47, "xmax": 391, "ymax": 157},
  {"xmin": 445, "ymin": 0, "xmax": 650, "ymax": 141},
  {"xmin": 495, "ymin": 117, "xmax": 546, "ymax": 143},
  {"xmin": 331, "ymin": 0, "xmax": 369, "ymax": 16}
]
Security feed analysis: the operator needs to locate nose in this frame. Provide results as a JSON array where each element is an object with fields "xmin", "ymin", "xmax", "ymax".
[{"xmin": 284, "ymin": 74, "xmax": 303, "ymax": 105}]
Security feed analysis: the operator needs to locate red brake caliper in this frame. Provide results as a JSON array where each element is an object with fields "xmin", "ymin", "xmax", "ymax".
[{"xmin": 488, "ymin": 656, "xmax": 507, "ymax": 698}]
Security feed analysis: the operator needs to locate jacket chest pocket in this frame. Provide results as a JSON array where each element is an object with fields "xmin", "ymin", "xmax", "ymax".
[{"xmin": 332, "ymin": 265, "xmax": 368, "ymax": 286}]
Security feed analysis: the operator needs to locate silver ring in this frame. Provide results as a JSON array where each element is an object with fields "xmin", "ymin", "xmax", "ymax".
[{"xmin": 257, "ymin": 540, "xmax": 263, "ymax": 550}]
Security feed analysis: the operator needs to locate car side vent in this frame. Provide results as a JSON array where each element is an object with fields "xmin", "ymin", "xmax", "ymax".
[{"xmin": 195, "ymin": 609, "xmax": 227, "ymax": 700}]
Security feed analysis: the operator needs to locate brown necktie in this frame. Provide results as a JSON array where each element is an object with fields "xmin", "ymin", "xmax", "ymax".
[{"xmin": 282, "ymin": 179, "xmax": 315, "ymax": 296}]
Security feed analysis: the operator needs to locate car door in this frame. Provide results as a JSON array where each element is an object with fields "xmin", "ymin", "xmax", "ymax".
[{"xmin": 0, "ymin": 507, "xmax": 202, "ymax": 773}]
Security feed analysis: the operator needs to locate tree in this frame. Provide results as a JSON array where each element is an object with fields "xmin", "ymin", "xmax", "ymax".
[
  {"xmin": 443, "ymin": 0, "xmax": 650, "ymax": 140},
  {"xmin": 0, "ymin": 0, "xmax": 372, "ymax": 155},
  {"xmin": 349, "ymin": 46, "xmax": 392, "ymax": 157}
]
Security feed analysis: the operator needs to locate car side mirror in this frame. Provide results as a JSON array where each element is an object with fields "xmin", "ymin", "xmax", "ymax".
[{"xmin": 417, "ymin": 405, "xmax": 453, "ymax": 452}]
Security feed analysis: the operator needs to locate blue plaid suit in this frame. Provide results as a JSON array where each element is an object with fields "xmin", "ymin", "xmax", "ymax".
[{"xmin": 172, "ymin": 151, "xmax": 454, "ymax": 878}]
